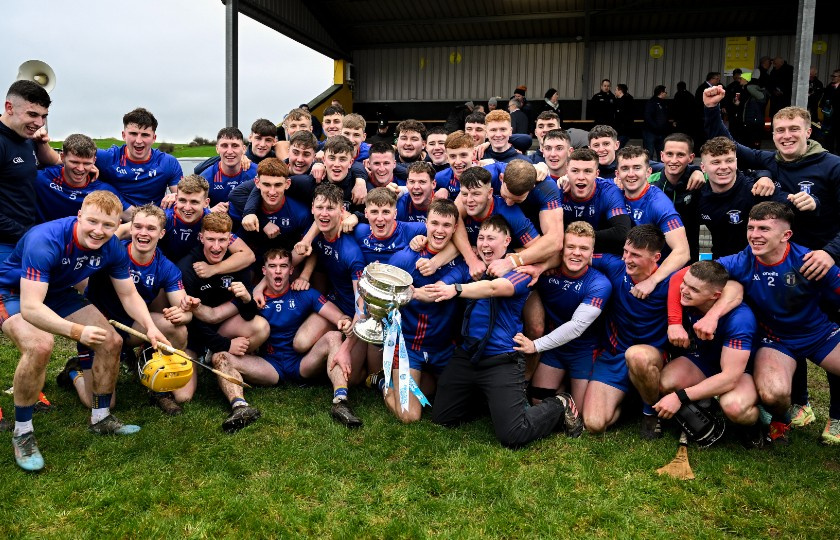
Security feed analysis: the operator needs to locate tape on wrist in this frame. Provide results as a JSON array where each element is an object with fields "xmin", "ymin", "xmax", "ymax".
[
  {"xmin": 508, "ymin": 255, "xmax": 519, "ymax": 268},
  {"xmin": 70, "ymin": 324, "xmax": 84, "ymax": 342}
]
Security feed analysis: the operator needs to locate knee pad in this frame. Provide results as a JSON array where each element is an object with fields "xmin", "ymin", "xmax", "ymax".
[{"xmin": 527, "ymin": 385, "xmax": 557, "ymax": 402}]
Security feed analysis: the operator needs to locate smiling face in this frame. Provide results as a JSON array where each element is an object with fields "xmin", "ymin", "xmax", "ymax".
[
  {"xmin": 256, "ymin": 174, "xmax": 290, "ymax": 210},
  {"xmin": 130, "ymin": 212, "xmax": 165, "ymax": 256},
  {"xmin": 122, "ymin": 123, "xmax": 156, "ymax": 162},
  {"xmin": 285, "ymin": 117, "xmax": 312, "ymax": 137},
  {"xmin": 312, "ymin": 195, "xmax": 343, "ymax": 236},
  {"xmin": 679, "ymin": 270, "xmax": 719, "ymax": 309},
  {"xmin": 406, "ymin": 171, "xmax": 434, "ymax": 208},
  {"xmin": 534, "ymin": 118, "xmax": 560, "ymax": 143},
  {"xmin": 76, "ymin": 205, "xmax": 120, "ymax": 250},
  {"xmin": 446, "ymin": 145, "xmax": 473, "ymax": 179},
  {"xmin": 367, "ymin": 151, "xmax": 396, "ymax": 187},
  {"xmin": 616, "ymin": 155, "xmax": 651, "ymax": 197},
  {"xmin": 175, "ymin": 190, "xmax": 209, "ymax": 224},
  {"xmin": 287, "ymin": 142, "xmax": 315, "ymax": 175},
  {"xmin": 486, "ymin": 121, "xmax": 512, "ymax": 152},
  {"xmin": 216, "ymin": 136, "xmax": 245, "ymax": 170},
  {"xmin": 464, "ymin": 122, "xmax": 486, "ymax": 146},
  {"xmin": 476, "ymin": 226, "xmax": 511, "ymax": 263},
  {"xmin": 543, "ymin": 137, "xmax": 571, "ymax": 176},
  {"xmin": 461, "ymin": 183, "xmax": 493, "ymax": 218},
  {"xmin": 567, "ymin": 159, "xmax": 598, "ymax": 200},
  {"xmin": 746, "ymin": 217, "xmax": 791, "ymax": 260},
  {"xmin": 341, "ymin": 127, "xmax": 366, "ymax": 154},
  {"xmin": 660, "ymin": 141, "xmax": 694, "ymax": 179},
  {"xmin": 200, "ymin": 230, "xmax": 231, "ymax": 264},
  {"xmin": 3, "ymin": 97, "xmax": 48, "ymax": 139},
  {"xmin": 62, "ymin": 151, "xmax": 97, "ymax": 186},
  {"xmin": 622, "ymin": 240, "xmax": 660, "ymax": 281},
  {"xmin": 701, "ymin": 150, "xmax": 737, "ymax": 193},
  {"xmin": 589, "ymin": 137, "xmax": 619, "ymax": 166},
  {"xmin": 772, "ymin": 116, "xmax": 811, "ymax": 161},
  {"xmin": 323, "ymin": 150, "xmax": 353, "ymax": 182},
  {"xmin": 263, "ymin": 254, "xmax": 292, "ymax": 295},
  {"xmin": 397, "ymin": 130, "xmax": 425, "ymax": 161},
  {"xmin": 426, "ymin": 133, "xmax": 448, "ymax": 165},
  {"xmin": 562, "ymin": 233, "xmax": 594, "ymax": 276},
  {"xmin": 323, "ymin": 113, "xmax": 343, "ymax": 137},
  {"xmin": 249, "ymin": 132, "xmax": 276, "ymax": 158},
  {"xmin": 364, "ymin": 203, "xmax": 397, "ymax": 238},
  {"xmin": 425, "ymin": 210, "xmax": 457, "ymax": 252}
]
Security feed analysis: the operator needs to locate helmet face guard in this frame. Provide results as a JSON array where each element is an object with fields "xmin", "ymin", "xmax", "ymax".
[
  {"xmin": 673, "ymin": 398, "xmax": 726, "ymax": 448},
  {"xmin": 138, "ymin": 347, "xmax": 193, "ymax": 393}
]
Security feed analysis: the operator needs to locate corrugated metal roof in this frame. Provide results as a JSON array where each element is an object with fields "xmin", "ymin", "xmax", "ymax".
[{"xmin": 234, "ymin": 0, "xmax": 831, "ymax": 59}]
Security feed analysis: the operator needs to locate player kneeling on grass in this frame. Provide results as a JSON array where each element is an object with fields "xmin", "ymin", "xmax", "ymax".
[
  {"xmin": 657, "ymin": 261, "xmax": 762, "ymax": 447},
  {"xmin": 59, "ymin": 204, "xmax": 198, "ymax": 416},
  {"xmin": 425, "ymin": 216, "xmax": 583, "ymax": 447},
  {"xmin": 512, "ymin": 221, "xmax": 612, "ymax": 414},
  {"xmin": 211, "ymin": 249, "xmax": 361, "ymax": 430},
  {"xmin": 0, "ymin": 191, "xmax": 170, "ymax": 471}
]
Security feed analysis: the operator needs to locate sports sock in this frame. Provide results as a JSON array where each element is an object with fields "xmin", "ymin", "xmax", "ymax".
[
  {"xmin": 828, "ymin": 372, "xmax": 840, "ymax": 419},
  {"xmin": 91, "ymin": 393, "xmax": 112, "ymax": 423},
  {"xmin": 377, "ymin": 378, "xmax": 386, "ymax": 393},
  {"xmin": 642, "ymin": 402, "xmax": 656, "ymax": 416},
  {"xmin": 333, "ymin": 386, "xmax": 348, "ymax": 403},
  {"xmin": 230, "ymin": 397, "xmax": 248, "ymax": 409},
  {"xmin": 68, "ymin": 369, "xmax": 81, "ymax": 384},
  {"xmin": 14, "ymin": 404, "xmax": 35, "ymax": 437},
  {"xmin": 771, "ymin": 411, "xmax": 791, "ymax": 424}
]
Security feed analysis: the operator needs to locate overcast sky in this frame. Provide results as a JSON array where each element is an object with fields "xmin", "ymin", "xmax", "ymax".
[{"xmin": 1, "ymin": 0, "xmax": 333, "ymax": 142}]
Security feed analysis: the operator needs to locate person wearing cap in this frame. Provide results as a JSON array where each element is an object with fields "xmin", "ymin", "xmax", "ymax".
[
  {"xmin": 367, "ymin": 120, "xmax": 392, "ymax": 145},
  {"xmin": 512, "ymin": 85, "xmax": 536, "ymax": 134},
  {"xmin": 487, "ymin": 96, "xmax": 501, "ymax": 111},
  {"xmin": 538, "ymin": 88, "xmax": 562, "ymax": 128}
]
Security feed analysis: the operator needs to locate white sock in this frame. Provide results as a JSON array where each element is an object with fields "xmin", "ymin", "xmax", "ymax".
[
  {"xmin": 91, "ymin": 407, "xmax": 110, "ymax": 424},
  {"xmin": 14, "ymin": 420, "xmax": 33, "ymax": 438}
]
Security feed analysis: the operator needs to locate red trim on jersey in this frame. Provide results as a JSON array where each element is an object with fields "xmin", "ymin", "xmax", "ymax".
[
  {"xmin": 261, "ymin": 195, "xmax": 287, "ymax": 214},
  {"xmin": 120, "ymin": 146, "xmax": 152, "ymax": 166},
  {"xmin": 264, "ymin": 285, "xmax": 290, "ymax": 299},
  {"xmin": 71, "ymin": 223, "xmax": 92, "ymax": 251},
  {"xmin": 60, "ymin": 166, "xmax": 93, "ymax": 189},
  {"xmin": 412, "ymin": 314, "xmax": 429, "ymax": 351},
  {"xmin": 127, "ymin": 244, "xmax": 155, "ymax": 267},
  {"xmin": 473, "ymin": 197, "xmax": 495, "ymax": 223},
  {"xmin": 624, "ymin": 183, "xmax": 650, "ymax": 202},
  {"xmin": 756, "ymin": 244, "xmax": 791, "ymax": 268},
  {"xmin": 370, "ymin": 220, "xmax": 398, "ymax": 241},
  {"xmin": 214, "ymin": 164, "xmax": 243, "ymax": 183},
  {"xmin": 568, "ymin": 183, "xmax": 598, "ymax": 203},
  {"xmin": 560, "ymin": 265, "xmax": 589, "ymax": 279}
]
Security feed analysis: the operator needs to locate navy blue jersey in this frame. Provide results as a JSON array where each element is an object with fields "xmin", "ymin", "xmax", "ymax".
[
  {"xmin": 238, "ymin": 196, "xmax": 312, "ymax": 256},
  {"xmin": 177, "ymin": 246, "xmax": 250, "ymax": 307},
  {"xmin": 463, "ymin": 269, "xmax": 532, "ymax": 357},
  {"xmin": 313, "ymin": 233, "xmax": 366, "ymax": 316},
  {"xmin": 86, "ymin": 241, "xmax": 183, "ymax": 320},
  {"xmin": 561, "ymin": 178, "xmax": 627, "ymax": 228},
  {"xmin": 395, "ymin": 195, "xmax": 428, "ymax": 223},
  {"xmin": 159, "ymin": 208, "xmax": 209, "ymax": 263},
  {"xmin": 463, "ymin": 196, "xmax": 538, "ymax": 248},
  {"xmin": 718, "ymin": 242, "xmax": 840, "ymax": 342},
  {"xmin": 537, "ymin": 266, "xmax": 612, "ymax": 355},
  {"xmin": 591, "ymin": 253, "xmax": 671, "ymax": 353},
  {"xmin": 0, "ymin": 217, "xmax": 130, "ymax": 290},
  {"xmin": 684, "ymin": 303, "xmax": 756, "ymax": 366},
  {"xmin": 200, "ymin": 162, "xmax": 258, "ymax": 207},
  {"xmin": 389, "ymin": 247, "xmax": 470, "ymax": 352},
  {"xmin": 485, "ymin": 162, "xmax": 562, "ymax": 234},
  {"xmin": 624, "ymin": 183, "xmax": 684, "ymax": 233},
  {"xmin": 434, "ymin": 168, "xmax": 460, "ymax": 200},
  {"xmin": 95, "ymin": 145, "xmax": 182, "ymax": 207},
  {"xmin": 353, "ymin": 221, "xmax": 427, "ymax": 265},
  {"xmin": 33, "ymin": 165, "xmax": 128, "ymax": 223},
  {"xmin": 0, "ymin": 122, "xmax": 39, "ymax": 243},
  {"xmin": 697, "ymin": 173, "xmax": 791, "ymax": 259},
  {"xmin": 260, "ymin": 288, "xmax": 327, "ymax": 356}
]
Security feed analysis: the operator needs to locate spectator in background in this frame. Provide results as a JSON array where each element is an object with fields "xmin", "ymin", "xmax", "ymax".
[
  {"xmin": 614, "ymin": 83, "xmax": 634, "ymax": 148},
  {"xmin": 513, "ymin": 85, "xmax": 536, "ymax": 134},
  {"xmin": 808, "ymin": 66, "xmax": 824, "ymax": 121},
  {"xmin": 672, "ymin": 81, "xmax": 695, "ymax": 136},
  {"xmin": 538, "ymin": 88, "xmax": 562, "ymax": 128},
  {"xmin": 769, "ymin": 56, "xmax": 793, "ymax": 116},
  {"xmin": 509, "ymin": 97, "xmax": 530, "ymax": 135},
  {"xmin": 444, "ymin": 101, "xmax": 475, "ymax": 133},
  {"xmin": 487, "ymin": 96, "xmax": 501, "ymax": 111},
  {"xmin": 299, "ymin": 104, "xmax": 323, "ymax": 139},
  {"xmin": 694, "ymin": 72, "xmax": 721, "ymax": 148},
  {"xmin": 724, "ymin": 69, "xmax": 744, "ymax": 121},
  {"xmin": 643, "ymin": 85, "xmax": 670, "ymax": 160},
  {"xmin": 590, "ymin": 79, "xmax": 616, "ymax": 127},
  {"xmin": 731, "ymin": 70, "xmax": 768, "ymax": 149},
  {"xmin": 367, "ymin": 120, "xmax": 393, "ymax": 145},
  {"xmin": 820, "ymin": 68, "xmax": 840, "ymax": 155},
  {"xmin": 757, "ymin": 56, "xmax": 773, "ymax": 89}
]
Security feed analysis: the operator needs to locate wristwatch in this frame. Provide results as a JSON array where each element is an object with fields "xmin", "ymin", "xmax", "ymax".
[{"xmin": 454, "ymin": 283, "xmax": 463, "ymax": 297}]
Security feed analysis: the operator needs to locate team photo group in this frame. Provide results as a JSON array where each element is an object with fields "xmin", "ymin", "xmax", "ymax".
[{"xmin": 1, "ymin": 75, "xmax": 840, "ymax": 474}]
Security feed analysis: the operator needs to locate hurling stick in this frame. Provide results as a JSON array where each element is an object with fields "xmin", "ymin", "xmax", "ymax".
[
  {"xmin": 108, "ymin": 319, "xmax": 251, "ymax": 388},
  {"xmin": 656, "ymin": 431, "xmax": 695, "ymax": 480}
]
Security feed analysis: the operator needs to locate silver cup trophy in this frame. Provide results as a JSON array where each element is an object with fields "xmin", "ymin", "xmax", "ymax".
[{"xmin": 354, "ymin": 262, "xmax": 414, "ymax": 343}]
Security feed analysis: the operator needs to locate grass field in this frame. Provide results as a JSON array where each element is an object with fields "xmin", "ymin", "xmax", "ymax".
[
  {"xmin": 49, "ymin": 138, "xmax": 216, "ymax": 159},
  {"xmin": 0, "ymin": 334, "xmax": 837, "ymax": 539}
]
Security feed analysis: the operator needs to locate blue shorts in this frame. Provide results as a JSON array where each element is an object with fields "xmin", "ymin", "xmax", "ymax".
[
  {"xmin": 539, "ymin": 348, "xmax": 597, "ymax": 380},
  {"xmin": 758, "ymin": 324, "xmax": 840, "ymax": 365},
  {"xmin": 682, "ymin": 351, "xmax": 719, "ymax": 379},
  {"xmin": 402, "ymin": 345, "xmax": 453, "ymax": 376},
  {"xmin": 0, "ymin": 287, "xmax": 90, "ymax": 327},
  {"xmin": 590, "ymin": 351, "xmax": 629, "ymax": 392},
  {"xmin": 263, "ymin": 351, "xmax": 305, "ymax": 383}
]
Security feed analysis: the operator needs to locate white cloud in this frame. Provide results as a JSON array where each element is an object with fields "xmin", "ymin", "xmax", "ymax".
[{"xmin": 0, "ymin": 0, "xmax": 333, "ymax": 142}]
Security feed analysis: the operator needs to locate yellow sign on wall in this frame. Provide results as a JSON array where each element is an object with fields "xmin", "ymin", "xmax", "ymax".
[
  {"xmin": 649, "ymin": 45, "xmax": 664, "ymax": 59},
  {"xmin": 724, "ymin": 37, "xmax": 756, "ymax": 76},
  {"xmin": 813, "ymin": 40, "xmax": 828, "ymax": 55}
]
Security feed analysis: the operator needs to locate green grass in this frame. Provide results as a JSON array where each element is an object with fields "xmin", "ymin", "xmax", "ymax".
[
  {"xmin": 49, "ymin": 138, "xmax": 215, "ymax": 159},
  {"xmin": 0, "ymin": 334, "xmax": 838, "ymax": 539}
]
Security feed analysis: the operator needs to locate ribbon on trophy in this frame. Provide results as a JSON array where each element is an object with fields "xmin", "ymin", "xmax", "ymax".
[{"xmin": 381, "ymin": 309, "xmax": 430, "ymax": 412}]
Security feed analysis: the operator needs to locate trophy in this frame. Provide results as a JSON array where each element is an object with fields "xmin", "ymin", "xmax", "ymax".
[{"xmin": 354, "ymin": 262, "xmax": 414, "ymax": 343}]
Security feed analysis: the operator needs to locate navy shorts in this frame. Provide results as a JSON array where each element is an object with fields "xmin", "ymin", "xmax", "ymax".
[
  {"xmin": 758, "ymin": 324, "xmax": 840, "ymax": 365},
  {"xmin": 590, "ymin": 351, "xmax": 629, "ymax": 392},
  {"xmin": 539, "ymin": 348, "xmax": 596, "ymax": 380},
  {"xmin": 263, "ymin": 351, "xmax": 305, "ymax": 383},
  {"xmin": 0, "ymin": 287, "xmax": 90, "ymax": 327}
]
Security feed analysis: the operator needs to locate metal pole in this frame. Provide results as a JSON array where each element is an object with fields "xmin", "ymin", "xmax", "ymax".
[
  {"xmin": 580, "ymin": 0, "xmax": 591, "ymax": 120},
  {"xmin": 226, "ymin": 0, "xmax": 239, "ymax": 128},
  {"xmin": 791, "ymin": 0, "xmax": 815, "ymax": 109}
]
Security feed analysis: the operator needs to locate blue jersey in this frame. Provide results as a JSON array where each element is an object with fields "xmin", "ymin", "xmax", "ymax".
[
  {"xmin": 260, "ymin": 288, "xmax": 327, "ymax": 356},
  {"xmin": 463, "ymin": 269, "xmax": 532, "ymax": 357},
  {"xmin": 395, "ymin": 195, "xmax": 428, "ymax": 223},
  {"xmin": 159, "ymin": 208, "xmax": 209, "ymax": 263},
  {"xmin": 86, "ymin": 241, "xmax": 183, "ymax": 320},
  {"xmin": 561, "ymin": 178, "xmax": 627, "ymax": 229},
  {"xmin": 718, "ymin": 242, "xmax": 840, "ymax": 342},
  {"xmin": 463, "ymin": 196, "xmax": 539, "ymax": 248},
  {"xmin": 0, "ymin": 217, "xmax": 129, "ymax": 291},
  {"xmin": 313, "ymin": 233, "xmax": 366, "ymax": 316},
  {"xmin": 486, "ymin": 162, "xmax": 562, "ymax": 234},
  {"xmin": 684, "ymin": 303, "xmax": 756, "ymax": 367},
  {"xmin": 434, "ymin": 168, "xmax": 461, "ymax": 200},
  {"xmin": 33, "ymin": 165, "xmax": 128, "ymax": 223},
  {"xmin": 537, "ymin": 266, "xmax": 612, "ymax": 355},
  {"xmin": 624, "ymin": 183, "xmax": 684, "ymax": 233},
  {"xmin": 353, "ymin": 221, "xmax": 427, "ymax": 264},
  {"xmin": 389, "ymin": 246, "xmax": 470, "ymax": 352},
  {"xmin": 200, "ymin": 162, "xmax": 258, "ymax": 207},
  {"xmin": 95, "ymin": 145, "xmax": 182, "ymax": 207},
  {"xmin": 591, "ymin": 253, "xmax": 671, "ymax": 353}
]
